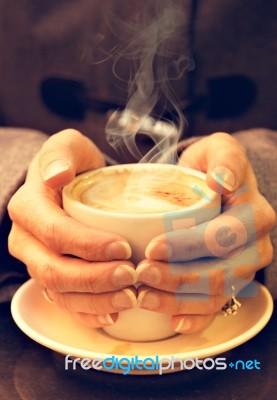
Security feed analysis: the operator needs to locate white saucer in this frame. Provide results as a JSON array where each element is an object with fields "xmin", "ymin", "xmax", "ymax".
[{"xmin": 11, "ymin": 279, "xmax": 273, "ymax": 375}]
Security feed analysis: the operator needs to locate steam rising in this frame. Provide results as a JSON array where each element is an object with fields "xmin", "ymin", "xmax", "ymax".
[{"xmin": 104, "ymin": 0, "xmax": 189, "ymax": 163}]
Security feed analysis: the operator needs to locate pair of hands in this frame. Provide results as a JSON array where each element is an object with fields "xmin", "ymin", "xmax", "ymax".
[{"xmin": 8, "ymin": 129, "xmax": 276, "ymax": 333}]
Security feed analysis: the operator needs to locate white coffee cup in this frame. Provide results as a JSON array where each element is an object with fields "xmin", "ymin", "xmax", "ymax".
[{"xmin": 63, "ymin": 164, "xmax": 221, "ymax": 342}]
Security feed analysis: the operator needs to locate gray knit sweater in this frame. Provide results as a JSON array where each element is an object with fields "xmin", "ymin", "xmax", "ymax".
[{"xmin": 0, "ymin": 127, "xmax": 276, "ymax": 298}]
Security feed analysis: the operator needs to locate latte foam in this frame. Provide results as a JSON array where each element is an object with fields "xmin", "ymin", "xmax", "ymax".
[{"xmin": 72, "ymin": 167, "xmax": 203, "ymax": 214}]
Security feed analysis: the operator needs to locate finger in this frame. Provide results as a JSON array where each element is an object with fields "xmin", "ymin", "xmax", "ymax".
[
  {"xmin": 8, "ymin": 224, "xmax": 137, "ymax": 292},
  {"xmin": 8, "ymin": 188, "xmax": 132, "ymax": 261},
  {"xmin": 145, "ymin": 202, "xmax": 269, "ymax": 261},
  {"xmin": 137, "ymin": 286, "xmax": 226, "ymax": 315},
  {"xmin": 137, "ymin": 242, "xmax": 262, "ymax": 295},
  {"xmin": 172, "ymin": 314, "xmax": 215, "ymax": 334},
  {"xmin": 47, "ymin": 287, "xmax": 137, "ymax": 315},
  {"xmin": 72, "ymin": 312, "xmax": 119, "ymax": 328},
  {"xmin": 34, "ymin": 129, "xmax": 105, "ymax": 188},
  {"xmin": 179, "ymin": 132, "xmax": 250, "ymax": 193}
]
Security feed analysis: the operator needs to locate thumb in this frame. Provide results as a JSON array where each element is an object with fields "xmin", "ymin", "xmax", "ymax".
[
  {"xmin": 38, "ymin": 129, "xmax": 105, "ymax": 189},
  {"xmin": 179, "ymin": 132, "xmax": 248, "ymax": 194}
]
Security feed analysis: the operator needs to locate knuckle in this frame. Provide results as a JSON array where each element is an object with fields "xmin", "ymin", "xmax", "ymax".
[
  {"xmin": 180, "ymin": 235, "xmax": 203, "ymax": 260},
  {"xmin": 67, "ymin": 232, "xmax": 98, "ymax": 260},
  {"xmin": 53, "ymin": 293, "xmax": 71, "ymax": 311},
  {"xmin": 77, "ymin": 235, "xmax": 96, "ymax": 259},
  {"xmin": 43, "ymin": 217, "xmax": 65, "ymax": 252},
  {"xmin": 43, "ymin": 216, "xmax": 104, "ymax": 259},
  {"xmin": 76, "ymin": 295, "xmax": 98, "ymax": 314},
  {"xmin": 211, "ymin": 270, "xmax": 224, "ymax": 296},
  {"xmin": 78, "ymin": 235, "xmax": 106, "ymax": 260},
  {"xmin": 211, "ymin": 132, "xmax": 248, "ymax": 162},
  {"xmin": 7, "ymin": 197, "xmax": 16, "ymax": 221},
  {"xmin": 7, "ymin": 226, "xmax": 36, "ymax": 277},
  {"xmin": 86, "ymin": 274, "xmax": 100, "ymax": 294},
  {"xmin": 178, "ymin": 271, "xmax": 203, "ymax": 293},
  {"xmin": 257, "ymin": 195, "xmax": 276, "ymax": 230},
  {"xmin": 7, "ymin": 185, "xmax": 35, "ymax": 229},
  {"xmin": 261, "ymin": 238, "xmax": 274, "ymax": 266},
  {"xmin": 266, "ymin": 204, "xmax": 277, "ymax": 230},
  {"xmin": 175, "ymin": 297, "xmax": 186, "ymax": 314},
  {"xmin": 86, "ymin": 297, "xmax": 100, "ymax": 314},
  {"xmin": 176, "ymin": 271, "xmax": 187, "ymax": 289},
  {"xmin": 266, "ymin": 243, "xmax": 274, "ymax": 265},
  {"xmin": 7, "ymin": 187, "xmax": 24, "ymax": 221}
]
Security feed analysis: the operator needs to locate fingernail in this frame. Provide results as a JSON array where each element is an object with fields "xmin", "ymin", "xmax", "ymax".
[
  {"xmin": 175, "ymin": 318, "xmax": 191, "ymax": 333},
  {"xmin": 43, "ymin": 159, "xmax": 70, "ymax": 181},
  {"xmin": 137, "ymin": 290, "xmax": 160, "ymax": 310},
  {"xmin": 106, "ymin": 241, "xmax": 132, "ymax": 260},
  {"xmin": 112, "ymin": 288, "xmax": 137, "ymax": 309},
  {"xmin": 136, "ymin": 264, "xmax": 161, "ymax": 285},
  {"xmin": 211, "ymin": 166, "xmax": 236, "ymax": 191},
  {"xmin": 112, "ymin": 265, "xmax": 137, "ymax": 287},
  {"xmin": 97, "ymin": 314, "xmax": 115, "ymax": 326},
  {"xmin": 145, "ymin": 241, "xmax": 172, "ymax": 260}
]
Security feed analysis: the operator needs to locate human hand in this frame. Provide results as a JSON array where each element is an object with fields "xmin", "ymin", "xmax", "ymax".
[
  {"xmin": 8, "ymin": 129, "xmax": 137, "ymax": 328},
  {"xmin": 137, "ymin": 132, "xmax": 276, "ymax": 333}
]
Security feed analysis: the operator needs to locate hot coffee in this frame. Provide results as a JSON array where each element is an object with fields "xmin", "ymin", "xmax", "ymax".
[
  {"xmin": 63, "ymin": 164, "xmax": 221, "ymax": 341},
  {"xmin": 71, "ymin": 165, "xmax": 203, "ymax": 214}
]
